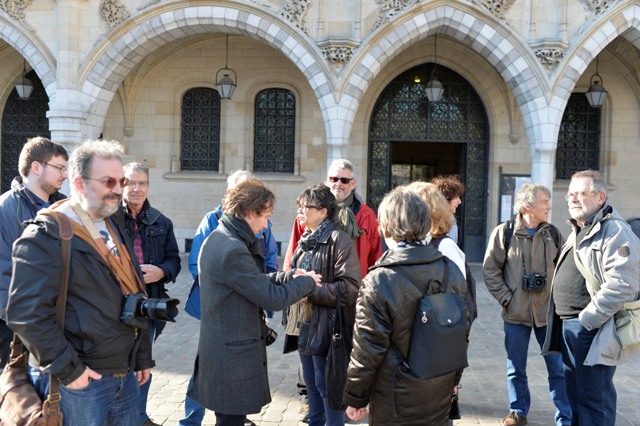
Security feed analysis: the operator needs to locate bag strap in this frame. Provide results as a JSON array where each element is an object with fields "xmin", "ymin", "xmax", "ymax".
[
  {"xmin": 572, "ymin": 243, "xmax": 601, "ymax": 292},
  {"xmin": 45, "ymin": 211, "xmax": 73, "ymax": 421}
]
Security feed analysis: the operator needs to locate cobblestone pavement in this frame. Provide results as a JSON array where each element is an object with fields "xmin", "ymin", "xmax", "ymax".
[{"xmin": 147, "ymin": 257, "xmax": 640, "ymax": 425}]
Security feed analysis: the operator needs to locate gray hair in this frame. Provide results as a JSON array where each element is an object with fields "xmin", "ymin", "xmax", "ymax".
[
  {"xmin": 515, "ymin": 183, "xmax": 551, "ymax": 214},
  {"xmin": 123, "ymin": 162, "xmax": 149, "ymax": 179},
  {"xmin": 69, "ymin": 139, "xmax": 124, "ymax": 184},
  {"xmin": 328, "ymin": 159, "xmax": 356, "ymax": 180},
  {"xmin": 378, "ymin": 186, "xmax": 431, "ymax": 242},
  {"xmin": 227, "ymin": 170, "xmax": 255, "ymax": 190},
  {"xmin": 571, "ymin": 170, "xmax": 607, "ymax": 194}
]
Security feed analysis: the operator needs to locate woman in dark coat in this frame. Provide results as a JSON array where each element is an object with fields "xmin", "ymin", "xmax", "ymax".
[
  {"xmin": 344, "ymin": 187, "xmax": 468, "ymax": 426},
  {"xmin": 288, "ymin": 184, "xmax": 361, "ymax": 426},
  {"xmin": 188, "ymin": 179, "xmax": 320, "ymax": 426}
]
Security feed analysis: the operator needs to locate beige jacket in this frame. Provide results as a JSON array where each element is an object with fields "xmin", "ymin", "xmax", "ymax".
[{"xmin": 483, "ymin": 215, "xmax": 564, "ymax": 327}]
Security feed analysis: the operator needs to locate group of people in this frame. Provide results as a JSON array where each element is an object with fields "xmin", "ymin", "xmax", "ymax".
[{"xmin": 0, "ymin": 136, "xmax": 638, "ymax": 426}]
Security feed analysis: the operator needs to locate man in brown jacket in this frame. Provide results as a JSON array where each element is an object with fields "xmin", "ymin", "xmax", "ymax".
[{"xmin": 483, "ymin": 183, "xmax": 571, "ymax": 426}]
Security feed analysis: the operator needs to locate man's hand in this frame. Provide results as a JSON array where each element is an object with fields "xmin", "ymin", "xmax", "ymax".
[
  {"xmin": 66, "ymin": 367, "xmax": 102, "ymax": 390},
  {"xmin": 136, "ymin": 368, "xmax": 152, "ymax": 386},
  {"xmin": 346, "ymin": 406, "xmax": 367, "ymax": 421},
  {"xmin": 140, "ymin": 264, "xmax": 165, "ymax": 284}
]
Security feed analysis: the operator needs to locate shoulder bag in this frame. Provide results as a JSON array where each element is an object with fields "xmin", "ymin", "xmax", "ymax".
[
  {"xmin": 0, "ymin": 211, "xmax": 72, "ymax": 426},
  {"xmin": 324, "ymin": 283, "xmax": 350, "ymax": 411},
  {"xmin": 573, "ymin": 246, "xmax": 640, "ymax": 350}
]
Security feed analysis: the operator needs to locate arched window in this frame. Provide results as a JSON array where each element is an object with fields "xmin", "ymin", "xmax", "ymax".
[
  {"xmin": 556, "ymin": 93, "xmax": 601, "ymax": 179},
  {"xmin": 180, "ymin": 88, "xmax": 220, "ymax": 171},
  {"xmin": 254, "ymin": 89, "xmax": 295, "ymax": 173},
  {"xmin": 1, "ymin": 70, "xmax": 50, "ymax": 193}
]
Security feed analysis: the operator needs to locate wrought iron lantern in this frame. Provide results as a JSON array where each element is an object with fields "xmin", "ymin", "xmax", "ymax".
[
  {"xmin": 426, "ymin": 33, "xmax": 444, "ymax": 103},
  {"xmin": 216, "ymin": 34, "xmax": 237, "ymax": 100},
  {"xmin": 585, "ymin": 55, "xmax": 607, "ymax": 108},
  {"xmin": 15, "ymin": 60, "xmax": 34, "ymax": 100}
]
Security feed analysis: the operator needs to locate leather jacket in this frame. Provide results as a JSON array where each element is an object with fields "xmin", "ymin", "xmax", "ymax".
[{"xmin": 344, "ymin": 245, "xmax": 468, "ymax": 425}]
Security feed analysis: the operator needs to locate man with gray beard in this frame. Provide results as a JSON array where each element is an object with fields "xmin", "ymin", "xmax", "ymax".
[{"xmin": 7, "ymin": 139, "xmax": 153, "ymax": 426}]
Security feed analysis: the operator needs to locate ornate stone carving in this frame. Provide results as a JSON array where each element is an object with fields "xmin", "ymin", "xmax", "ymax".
[
  {"xmin": 589, "ymin": 0, "xmax": 620, "ymax": 14},
  {"xmin": 280, "ymin": 0, "xmax": 311, "ymax": 35},
  {"xmin": 0, "ymin": 0, "xmax": 34, "ymax": 29},
  {"xmin": 317, "ymin": 38, "xmax": 360, "ymax": 65},
  {"xmin": 373, "ymin": 0, "xmax": 418, "ymax": 30},
  {"xmin": 137, "ymin": 0, "xmax": 162, "ymax": 11},
  {"xmin": 100, "ymin": 0, "xmax": 130, "ymax": 28},
  {"xmin": 472, "ymin": 0, "xmax": 516, "ymax": 21},
  {"xmin": 534, "ymin": 48, "xmax": 565, "ymax": 66}
]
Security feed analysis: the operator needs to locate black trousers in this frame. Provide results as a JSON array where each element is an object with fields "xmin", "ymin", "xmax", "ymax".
[{"xmin": 214, "ymin": 413, "xmax": 245, "ymax": 426}]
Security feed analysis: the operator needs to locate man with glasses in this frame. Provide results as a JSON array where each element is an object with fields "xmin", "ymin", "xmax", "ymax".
[
  {"xmin": 282, "ymin": 159, "xmax": 381, "ymax": 423},
  {"xmin": 543, "ymin": 170, "xmax": 640, "ymax": 426},
  {"xmin": 7, "ymin": 139, "xmax": 154, "ymax": 425},
  {"xmin": 118, "ymin": 162, "xmax": 181, "ymax": 426},
  {"xmin": 483, "ymin": 183, "xmax": 571, "ymax": 426},
  {"xmin": 0, "ymin": 136, "xmax": 68, "ymax": 369}
]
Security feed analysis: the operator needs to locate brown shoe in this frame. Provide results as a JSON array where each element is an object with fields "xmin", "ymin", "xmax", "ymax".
[{"xmin": 501, "ymin": 412, "xmax": 528, "ymax": 426}]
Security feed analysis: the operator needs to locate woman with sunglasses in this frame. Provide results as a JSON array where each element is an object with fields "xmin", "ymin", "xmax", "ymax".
[{"xmin": 286, "ymin": 184, "xmax": 361, "ymax": 426}]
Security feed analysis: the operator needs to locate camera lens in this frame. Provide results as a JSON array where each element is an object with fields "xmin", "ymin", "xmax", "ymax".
[{"xmin": 139, "ymin": 298, "xmax": 180, "ymax": 322}]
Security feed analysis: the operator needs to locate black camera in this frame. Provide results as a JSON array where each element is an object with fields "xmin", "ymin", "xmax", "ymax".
[
  {"xmin": 523, "ymin": 273, "xmax": 547, "ymax": 291},
  {"xmin": 265, "ymin": 327, "xmax": 278, "ymax": 346},
  {"xmin": 120, "ymin": 292, "xmax": 180, "ymax": 329}
]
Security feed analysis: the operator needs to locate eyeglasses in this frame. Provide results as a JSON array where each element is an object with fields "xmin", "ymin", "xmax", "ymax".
[
  {"xmin": 126, "ymin": 180, "xmax": 149, "ymax": 188},
  {"xmin": 298, "ymin": 205, "xmax": 321, "ymax": 211},
  {"xmin": 84, "ymin": 177, "xmax": 129, "ymax": 189},
  {"xmin": 565, "ymin": 191, "xmax": 596, "ymax": 201},
  {"xmin": 328, "ymin": 176, "xmax": 354, "ymax": 184},
  {"xmin": 43, "ymin": 162, "xmax": 68, "ymax": 174}
]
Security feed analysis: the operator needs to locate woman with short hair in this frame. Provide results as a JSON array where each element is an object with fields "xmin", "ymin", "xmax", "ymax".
[
  {"xmin": 189, "ymin": 179, "xmax": 320, "ymax": 426},
  {"xmin": 344, "ymin": 186, "xmax": 467, "ymax": 425}
]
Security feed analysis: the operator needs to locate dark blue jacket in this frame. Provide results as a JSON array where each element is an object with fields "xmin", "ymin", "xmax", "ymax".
[
  {"xmin": 118, "ymin": 199, "xmax": 181, "ymax": 338},
  {"xmin": 0, "ymin": 177, "xmax": 65, "ymax": 319}
]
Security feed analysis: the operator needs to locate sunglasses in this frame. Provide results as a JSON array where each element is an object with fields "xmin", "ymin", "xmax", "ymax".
[
  {"xmin": 328, "ymin": 176, "xmax": 354, "ymax": 184},
  {"xmin": 84, "ymin": 177, "xmax": 129, "ymax": 189}
]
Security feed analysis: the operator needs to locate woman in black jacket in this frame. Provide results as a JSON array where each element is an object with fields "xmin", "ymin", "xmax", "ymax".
[
  {"xmin": 288, "ymin": 184, "xmax": 361, "ymax": 426},
  {"xmin": 343, "ymin": 187, "xmax": 467, "ymax": 426}
]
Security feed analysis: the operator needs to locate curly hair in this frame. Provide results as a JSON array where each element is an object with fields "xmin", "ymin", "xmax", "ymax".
[{"xmin": 431, "ymin": 175, "xmax": 465, "ymax": 202}]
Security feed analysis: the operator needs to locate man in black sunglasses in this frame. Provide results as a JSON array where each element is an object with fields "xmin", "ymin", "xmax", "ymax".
[
  {"xmin": 7, "ymin": 139, "xmax": 153, "ymax": 426},
  {"xmin": 0, "ymin": 136, "xmax": 68, "ymax": 369}
]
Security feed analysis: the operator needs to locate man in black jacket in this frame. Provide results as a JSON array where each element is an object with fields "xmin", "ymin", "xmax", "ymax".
[
  {"xmin": 0, "ymin": 136, "xmax": 67, "ymax": 368},
  {"xmin": 7, "ymin": 139, "xmax": 153, "ymax": 426},
  {"xmin": 120, "ymin": 161, "xmax": 181, "ymax": 426}
]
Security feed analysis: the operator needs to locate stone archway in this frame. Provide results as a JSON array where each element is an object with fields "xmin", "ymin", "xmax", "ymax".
[{"xmin": 367, "ymin": 63, "xmax": 489, "ymax": 261}]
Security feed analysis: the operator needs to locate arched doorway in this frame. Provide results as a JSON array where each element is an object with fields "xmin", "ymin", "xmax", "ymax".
[
  {"xmin": 367, "ymin": 63, "xmax": 488, "ymax": 261},
  {"xmin": 1, "ymin": 69, "xmax": 50, "ymax": 193}
]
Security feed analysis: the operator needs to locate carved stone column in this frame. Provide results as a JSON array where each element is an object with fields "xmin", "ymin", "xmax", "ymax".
[{"xmin": 47, "ymin": 0, "xmax": 87, "ymax": 144}]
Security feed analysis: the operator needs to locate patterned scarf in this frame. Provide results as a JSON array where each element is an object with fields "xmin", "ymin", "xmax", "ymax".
[
  {"xmin": 337, "ymin": 192, "xmax": 363, "ymax": 240},
  {"xmin": 292, "ymin": 218, "xmax": 332, "ymax": 271}
]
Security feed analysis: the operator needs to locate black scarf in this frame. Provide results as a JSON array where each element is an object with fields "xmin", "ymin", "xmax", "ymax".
[
  {"xmin": 220, "ymin": 214, "xmax": 266, "ymax": 272},
  {"xmin": 292, "ymin": 218, "xmax": 332, "ymax": 271}
]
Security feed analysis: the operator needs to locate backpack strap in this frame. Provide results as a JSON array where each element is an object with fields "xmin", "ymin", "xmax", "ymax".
[{"xmin": 503, "ymin": 220, "xmax": 514, "ymax": 252}]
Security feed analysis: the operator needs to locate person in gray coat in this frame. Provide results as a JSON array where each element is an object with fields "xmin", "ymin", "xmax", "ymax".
[{"xmin": 187, "ymin": 179, "xmax": 320, "ymax": 426}]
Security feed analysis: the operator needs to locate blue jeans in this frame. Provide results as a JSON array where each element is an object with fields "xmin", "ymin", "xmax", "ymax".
[
  {"xmin": 504, "ymin": 322, "xmax": 571, "ymax": 425},
  {"xmin": 179, "ymin": 373, "xmax": 206, "ymax": 425},
  {"xmin": 561, "ymin": 318, "xmax": 616, "ymax": 426},
  {"xmin": 299, "ymin": 353, "xmax": 344, "ymax": 426},
  {"xmin": 60, "ymin": 372, "xmax": 140, "ymax": 426}
]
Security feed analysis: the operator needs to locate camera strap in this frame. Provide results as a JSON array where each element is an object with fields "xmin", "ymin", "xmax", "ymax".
[{"xmin": 520, "ymin": 232, "xmax": 548, "ymax": 277}]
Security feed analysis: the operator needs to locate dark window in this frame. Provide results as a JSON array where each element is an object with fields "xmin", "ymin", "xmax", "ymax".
[
  {"xmin": 556, "ymin": 93, "xmax": 601, "ymax": 179},
  {"xmin": 1, "ymin": 70, "xmax": 50, "ymax": 193},
  {"xmin": 254, "ymin": 89, "xmax": 295, "ymax": 173},
  {"xmin": 180, "ymin": 88, "xmax": 220, "ymax": 171}
]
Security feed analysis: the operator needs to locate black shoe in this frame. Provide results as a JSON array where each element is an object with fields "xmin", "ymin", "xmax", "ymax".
[{"xmin": 449, "ymin": 394, "xmax": 461, "ymax": 420}]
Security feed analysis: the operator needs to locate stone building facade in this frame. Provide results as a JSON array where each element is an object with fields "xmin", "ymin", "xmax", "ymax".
[{"xmin": 1, "ymin": 0, "xmax": 638, "ymax": 261}]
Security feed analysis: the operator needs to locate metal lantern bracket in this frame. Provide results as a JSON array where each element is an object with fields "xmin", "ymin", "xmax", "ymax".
[{"xmin": 216, "ymin": 34, "xmax": 237, "ymax": 100}]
